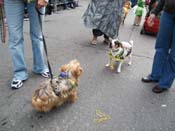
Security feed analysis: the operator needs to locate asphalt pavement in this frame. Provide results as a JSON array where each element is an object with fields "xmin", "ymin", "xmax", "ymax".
[{"xmin": 0, "ymin": 1, "xmax": 175, "ymax": 131}]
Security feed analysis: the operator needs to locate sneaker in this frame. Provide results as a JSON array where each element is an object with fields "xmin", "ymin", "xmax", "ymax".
[{"xmin": 11, "ymin": 79, "xmax": 24, "ymax": 89}]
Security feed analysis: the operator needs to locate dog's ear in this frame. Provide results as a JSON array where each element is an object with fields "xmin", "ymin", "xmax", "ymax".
[
  {"xmin": 71, "ymin": 66, "xmax": 83, "ymax": 80},
  {"xmin": 119, "ymin": 42, "xmax": 123, "ymax": 48},
  {"xmin": 111, "ymin": 39, "xmax": 118, "ymax": 48},
  {"xmin": 78, "ymin": 67, "xmax": 83, "ymax": 76},
  {"xmin": 75, "ymin": 66, "xmax": 83, "ymax": 77},
  {"xmin": 113, "ymin": 41, "xmax": 120, "ymax": 47},
  {"xmin": 59, "ymin": 65, "xmax": 67, "ymax": 72},
  {"xmin": 115, "ymin": 41, "xmax": 123, "ymax": 48}
]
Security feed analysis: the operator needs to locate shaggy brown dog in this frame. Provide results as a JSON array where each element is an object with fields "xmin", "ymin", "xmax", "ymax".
[{"xmin": 32, "ymin": 59, "xmax": 83, "ymax": 112}]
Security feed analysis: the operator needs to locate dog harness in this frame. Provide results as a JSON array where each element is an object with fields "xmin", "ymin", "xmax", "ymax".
[
  {"xmin": 52, "ymin": 72, "xmax": 77, "ymax": 96},
  {"xmin": 59, "ymin": 72, "xmax": 69, "ymax": 78},
  {"xmin": 109, "ymin": 47, "xmax": 132, "ymax": 61}
]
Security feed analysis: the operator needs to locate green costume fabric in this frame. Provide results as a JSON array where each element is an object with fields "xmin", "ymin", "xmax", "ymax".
[{"xmin": 135, "ymin": 0, "xmax": 144, "ymax": 16}]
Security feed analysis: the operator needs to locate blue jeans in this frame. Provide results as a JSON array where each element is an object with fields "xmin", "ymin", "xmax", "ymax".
[
  {"xmin": 4, "ymin": 0, "xmax": 48, "ymax": 81},
  {"xmin": 149, "ymin": 11, "xmax": 175, "ymax": 88}
]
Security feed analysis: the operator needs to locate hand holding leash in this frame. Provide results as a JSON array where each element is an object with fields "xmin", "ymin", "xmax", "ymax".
[{"xmin": 147, "ymin": 14, "xmax": 156, "ymax": 27}]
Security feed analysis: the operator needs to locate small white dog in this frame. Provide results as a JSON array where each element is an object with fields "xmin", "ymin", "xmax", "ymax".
[{"xmin": 105, "ymin": 39, "xmax": 133, "ymax": 73}]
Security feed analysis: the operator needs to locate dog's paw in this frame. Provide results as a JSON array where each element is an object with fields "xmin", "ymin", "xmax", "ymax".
[
  {"xmin": 105, "ymin": 63, "xmax": 110, "ymax": 67},
  {"xmin": 128, "ymin": 62, "xmax": 132, "ymax": 66},
  {"xmin": 117, "ymin": 70, "xmax": 121, "ymax": 73},
  {"xmin": 110, "ymin": 65, "xmax": 114, "ymax": 70}
]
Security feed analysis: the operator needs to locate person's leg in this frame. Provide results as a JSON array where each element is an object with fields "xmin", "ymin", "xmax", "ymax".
[
  {"xmin": 103, "ymin": 34, "xmax": 110, "ymax": 45},
  {"xmin": 133, "ymin": 16, "xmax": 139, "ymax": 25},
  {"xmin": 27, "ymin": 2, "xmax": 49, "ymax": 75},
  {"xmin": 91, "ymin": 29, "xmax": 103, "ymax": 45},
  {"xmin": 92, "ymin": 29, "xmax": 103, "ymax": 37},
  {"xmin": 137, "ymin": 16, "xmax": 142, "ymax": 26},
  {"xmin": 4, "ymin": 0, "xmax": 28, "ymax": 82},
  {"xmin": 142, "ymin": 12, "xmax": 174, "ymax": 83},
  {"xmin": 158, "ymin": 19, "xmax": 175, "ymax": 88},
  {"xmin": 150, "ymin": 12, "xmax": 173, "ymax": 81}
]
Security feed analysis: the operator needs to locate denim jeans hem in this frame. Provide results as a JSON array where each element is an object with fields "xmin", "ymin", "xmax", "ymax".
[
  {"xmin": 12, "ymin": 76, "xmax": 28, "ymax": 81},
  {"xmin": 148, "ymin": 74, "xmax": 160, "ymax": 81}
]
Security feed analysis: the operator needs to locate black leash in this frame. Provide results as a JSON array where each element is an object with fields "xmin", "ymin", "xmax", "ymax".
[{"xmin": 36, "ymin": 7, "xmax": 53, "ymax": 80}]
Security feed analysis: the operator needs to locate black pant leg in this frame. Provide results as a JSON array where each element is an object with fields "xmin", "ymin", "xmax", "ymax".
[{"xmin": 92, "ymin": 29, "xmax": 103, "ymax": 37}]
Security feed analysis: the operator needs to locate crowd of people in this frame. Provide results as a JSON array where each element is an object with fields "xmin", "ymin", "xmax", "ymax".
[{"xmin": 1, "ymin": 0, "xmax": 175, "ymax": 94}]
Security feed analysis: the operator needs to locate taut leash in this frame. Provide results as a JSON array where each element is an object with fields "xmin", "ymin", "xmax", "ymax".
[{"xmin": 36, "ymin": 7, "xmax": 53, "ymax": 80}]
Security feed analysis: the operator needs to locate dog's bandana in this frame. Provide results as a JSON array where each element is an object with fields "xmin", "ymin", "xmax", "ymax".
[
  {"xmin": 59, "ymin": 71, "xmax": 72, "ymax": 79},
  {"xmin": 109, "ymin": 47, "xmax": 131, "ymax": 61}
]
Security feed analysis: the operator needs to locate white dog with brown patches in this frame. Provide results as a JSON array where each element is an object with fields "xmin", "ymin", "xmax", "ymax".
[{"xmin": 106, "ymin": 39, "xmax": 133, "ymax": 73}]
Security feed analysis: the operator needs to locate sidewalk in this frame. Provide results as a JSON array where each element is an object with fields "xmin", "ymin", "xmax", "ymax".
[{"xmin": 0, "ymin": 1, "xmax": 175, "ymax": 131}]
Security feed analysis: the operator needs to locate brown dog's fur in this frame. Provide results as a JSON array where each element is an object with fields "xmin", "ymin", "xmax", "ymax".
[{"xmin": 32, "ymin": 59, "xmax": 83, "ymax": 112}]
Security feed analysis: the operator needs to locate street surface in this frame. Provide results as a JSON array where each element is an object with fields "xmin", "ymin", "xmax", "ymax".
[{"xmin": 0, "ymin": 1, "xmax": 175, "ymax": 131}]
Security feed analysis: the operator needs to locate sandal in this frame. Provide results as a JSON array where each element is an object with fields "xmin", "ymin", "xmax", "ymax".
[
  {"xmin": 40, "ymin": 71, "xmax": 51, "ymax": 78},
  {"xmin": 91, "ymin": 37, "xmax": 97, "ymax": 45}
]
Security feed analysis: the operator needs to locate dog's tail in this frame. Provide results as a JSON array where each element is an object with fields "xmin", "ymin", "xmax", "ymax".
[{"xmin": 129, "ymin": 40, "xmax": 134, "ymax": 46}]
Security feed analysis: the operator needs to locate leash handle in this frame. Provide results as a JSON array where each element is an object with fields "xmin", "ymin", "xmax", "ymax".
[
  {"xmin": 0, "ymin": 4, "xmax": 6, "ymax": 43},
  {"xmin": 36, "ymin": 7, "xmax": 53, "ymax": 80}
]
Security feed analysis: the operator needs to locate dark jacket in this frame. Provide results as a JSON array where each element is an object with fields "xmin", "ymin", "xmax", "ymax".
[{"xmin": 152, "ymin": 0, "xmax": 175, "ymax": 15}]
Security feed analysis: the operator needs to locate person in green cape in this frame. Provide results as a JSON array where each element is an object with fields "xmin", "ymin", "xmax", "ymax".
[{"xmin": 134, "ymin": 0, "xmax": 145, "ymax": 26}]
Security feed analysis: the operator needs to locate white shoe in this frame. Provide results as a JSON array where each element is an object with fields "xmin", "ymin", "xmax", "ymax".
[{"xmin": 11, "ymin": 79, "xmax": 24, "ymax": 89}]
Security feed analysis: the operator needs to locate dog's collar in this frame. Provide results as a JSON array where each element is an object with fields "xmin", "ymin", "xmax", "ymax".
[
  {"xmin": 59, "ymin": 72, "xmax": 69, "ymax": 78},
  {"xmin": 59, "ymin": 71, "xmax": 72, "ymax": 79},
  {"xmin": 110, "ymin": 48, "xmax": 124, "ymax": 60},
  {"xmin": 69, "ymin": 79, "xmax": 77, "ymax": 89},
  {"xmin": 112, "ymin": 48, "xmax": 123, "ymax": 54}
]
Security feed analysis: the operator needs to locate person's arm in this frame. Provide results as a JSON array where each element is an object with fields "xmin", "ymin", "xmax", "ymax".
[
  {"xmin": 37, "ymin": 0, "xmax": 48, "ymax": 9},
  {"xmin": 151, "ymin": 0, "xmax": 164, "ymax": 16},
  {"xmin": 147, "ymin": 0, "xmax": 164, "ymax": 27}
]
